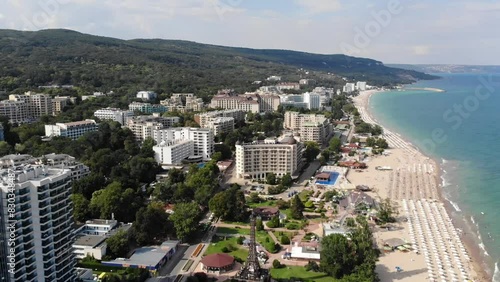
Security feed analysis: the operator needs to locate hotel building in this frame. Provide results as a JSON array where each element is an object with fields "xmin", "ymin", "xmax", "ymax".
[
  {"xmin": 126, "ymin": 115, "xmax": 181, "ymax": 142},
  {"xmin": 235, "ymin": 136, "xmax": 304, "ymax": 180},
  {"xmin": 152, "ymin": 128, "xmax": 214, "ymax": 162},
  {"xmin": 0, "ymin": 164, "xmax": 76, "ymax": 282},
  {"xmin": 44, "ymin": 119, "xmax": 98, "ymax": 140},
  {"xmin": 153, "ymin": 140, "xmax": 196, "ymax": 165},
  {"xmin": 284, "ymin": 112, "xmax": 331, "ymax": 145},
  {"xmin": 128, "ymin": 102, "xmax": 167, "ymax": 114},
  {"xmin": 94, "ymin": 108, "xmax": 134, "ymax": 125}
]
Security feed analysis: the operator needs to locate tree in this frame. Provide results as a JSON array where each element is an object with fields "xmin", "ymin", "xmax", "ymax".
[
  {"xmin": 266, "ymin": 215, "xmax": 280, "ymax": 228},
  {"xmin": 377, "ymin": 198, "xmax": 397, "ymax": 224},
  {"xmin": 209, "ymin": 186, "xmax": 247, "ymax": 222},
  {"xmin": 132, "ymin": 202, "xmax": 171, "ymax": 245},
  {"xmin": 256, "ymin": 218, "xmax": 264, "ymax": 231},
  {"xmin": 266, "ymin": 173, "xmax": 277, "ymax": 185},
  {"xmin": 89, "ymin": 182, "xmax": 141, "ymax": 222},
  {"xmin": 305, "ymin": 261, "xmax": 320, "ymax": 272},
  {"xmin": 0, "ymin": 141, "xmax": 14, "ymax": 156},
  {"xmin": 371, "ymin": 125, "xmax": 383, "ymax": 136},
  {"xmin": 280, "ymin": 235, "xmax": 290, "ymax": 245},
  {"xmin": 72, "ymin": 173, "xmax": 106, "ymax": 199},
  {"xmin": 247, "ymin": 192, "xmax": 262, "ymax": 204},
  {"xmin": 106, "ymin": 230, "xmax": 130, "ymax": 258},
  {"xmin": 71, "ymin": 193, "xmax": 91, "ymax": 222},
  {"xmin": 214, "ymin": 143, "xmax": 232, "ymax": 160},
  {"xmin": 281, "ymin": 173, "xmax": 293, "ymax": 188},
  {"xmin": 290, "ymin": 195, "xmax": 305, "ymax": 219},
  {"xmin": 320, "ymin": 234, "xmax": 355, "ymax": 278},
  {"xmin": 272, "ymin": 259, "xmax": 283, "ymax": 269},
  {"xmin": 329, "ymin": 137, "xmax": 342, "ymax": 153},
  {"xmin": 169, "ymin": 202, "xmax": 201, "ymax": 241},
  {"xmin": 304, "ymin": 141, "xmax": 320, "ymax": 162}
]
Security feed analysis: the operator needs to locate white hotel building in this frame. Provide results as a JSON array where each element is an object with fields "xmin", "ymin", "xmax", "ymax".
[
  {"xmin": 94, "ymin": 108, "xmax": 134, "ymax": 125},
  {"xmin": 45, "ymin": 119, "xmax": 98, "ymax": 140},
  {"xmin": 152, "ymin": 128, "xmax": 214, "ymax": 164},
  {"xmin": 235, "ymin": 136, "xmax": 304, "ymax": 180},
  {"xmin": 0, "ymin": 164, "xmax": 76, "ymax": 282}
]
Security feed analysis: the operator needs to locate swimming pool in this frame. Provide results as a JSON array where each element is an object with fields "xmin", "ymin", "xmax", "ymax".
[{"xmin": 315, "ymin": 171, "xmax": 340, "ymax": 185}]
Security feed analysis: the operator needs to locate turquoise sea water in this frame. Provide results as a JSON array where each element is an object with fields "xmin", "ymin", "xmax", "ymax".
[{"xmin": 369, "ymin": 73, "xmax": 500, "ymax": 281}]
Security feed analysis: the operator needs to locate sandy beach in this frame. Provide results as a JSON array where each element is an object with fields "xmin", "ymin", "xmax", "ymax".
[{"xmin": 349, "ymin": 90, "xmax": 488, "ymax": 282}]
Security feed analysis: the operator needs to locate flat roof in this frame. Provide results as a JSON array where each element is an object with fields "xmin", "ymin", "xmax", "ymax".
[
  {"xmin": 108, "ymin": 247, "xmax": 168, "ymax": 267},
  {"xmin": 74, "ymin": 235, "xmax": 106, "ymax": 247}
]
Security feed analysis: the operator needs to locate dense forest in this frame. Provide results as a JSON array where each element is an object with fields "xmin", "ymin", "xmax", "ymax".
[{"xmin": 0, "ymin": 29, "xmax": 436, "ymax": 98}]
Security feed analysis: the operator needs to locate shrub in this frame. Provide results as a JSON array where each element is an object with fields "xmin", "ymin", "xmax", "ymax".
[
  {"xmin": 236, "ymin": 236, "xmax": 245, "ymax": 245},
  {"xmin": 285, "ymin": 222, "xmax": 300, "ymax": 230},
  {"xmin": 280, "ymin": 235, "xmax": 290, "ymax": 245},
  {"xmin": 256, "ymin": 219, "xmax": 264, "ymax": 231},
  {"xmin": 304, "ymin": 200, "xmax": 314, "ymax": 208},
  {"xmin": 266, "ymin": 216, "xmax": 280, "ymax": 228},
  {"xmin": 221, "ymin": 246, "xmax": 230, "ymax": 253},
  {"xmin": 272, "ymin": 259, "xmax": 282, "ymax": 269},
  {"xmin": 305, "ymin": 261, "xmax": 320, "ymax": 272},
  {"xmin": 266, "ymin": 242, "xmax": 279, "ymax": 253}
]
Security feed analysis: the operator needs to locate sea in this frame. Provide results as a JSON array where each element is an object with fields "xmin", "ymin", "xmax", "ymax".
[{"xmin": 368, "ymin": 73, "xmax": 500, "ymax": 281}]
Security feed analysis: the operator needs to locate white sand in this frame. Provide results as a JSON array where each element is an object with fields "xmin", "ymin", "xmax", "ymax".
[{"xmin": 350, "ymin": 90, "xmax": 483, "ymax": 282}]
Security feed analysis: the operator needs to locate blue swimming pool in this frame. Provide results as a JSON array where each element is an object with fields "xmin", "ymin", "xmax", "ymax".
[{"xmin": 315, "ymin": 171, "xmax": 340, "ymax": 185}]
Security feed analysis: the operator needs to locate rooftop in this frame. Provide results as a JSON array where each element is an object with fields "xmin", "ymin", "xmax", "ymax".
[{"xmin": 74, "ymin": 235, "xmax": 106, "ymax": 247}]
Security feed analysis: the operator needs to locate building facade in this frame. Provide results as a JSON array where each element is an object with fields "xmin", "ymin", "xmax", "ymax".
[
  {"xmin": 45, "ymin": 120, "xmax": 98, "ymax": 140},
  {"xmin": 235, "ymin": 136, "xmax": 303, "ymax": 179},
  {"xmin": 94, "ymin": 108, "xmax": 134, "ymax": 125},
  {"xmin": 0, "ymin": 165, "xmax": 76, "ymax": 282},
  {"xmin": 0, "ymin": 100, "xmax": 30, "ymax": 124},
  {"xmin": 153, "ymin": 140, "xmax": 195, "ymax": 165},
  {"xmin": 152, "ymin": 128, "xmax": 214, "ymax": 161},
  {"xmin": 284, "ymin": 112, "xmax": 331, "ymax": 144},
  {"xmin": 136, "ymin": 91, "xmax": 157, "ymax": 101},
  {"xmin": 125, "ymin": 115, "xmax": 180, "ymax": 142},
  {"xmin": 128, "ymin": 102, "xmax": 167, "ymax": 114}
]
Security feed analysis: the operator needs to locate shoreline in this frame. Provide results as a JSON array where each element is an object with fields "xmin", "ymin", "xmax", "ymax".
[{"xmin": 353, "ymin": 89, "xmax": 491, "ymax": 282}]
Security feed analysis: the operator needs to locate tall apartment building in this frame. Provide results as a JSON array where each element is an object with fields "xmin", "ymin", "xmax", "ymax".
[
  {"xmin": 0, "ymin": 164, "xmax": 76, "ymax": 282},
  {"xmin": 303, "ymin": 92, "xmax": 321, "ymax": 110},
  {"xmin": 0, "ymin": 154, "xmax": 90, "ymax": 181},
  {"xmin": 9, "ymin": 92, "xmax": 53, "ymax": 119},
  {"xmin": 208, "ymin": 117, "xmax": 234, "ymax": 135},
  {"xmin": 284, "ymin": 112, "xmax": 331, "ymax": 144},
  {"xmin": 153, "ymin": 140, "xmax": 196, "ymax": 165},
  {"xmin": 51, "ymin": 97, "xmax": 69, "ymax": 116},
  {"xmin": 94, "ymin": 108, "xmax": 134, "ymax": 125},
  {"xmin": 235, "ymin": 136, "xmax": 303, "ymax": 179},
  {"xmin": 128, "ymin": 102, "xmax": 167, "ymax": 114},
  {"xmin": 343, "ymin": 83, "xmax": 356, "ymax": 93},
  {"xmin": 44, "ymin": 119, "xmax": 98, "ymax": 140},
  {"xmin": 356, "ymin": 81, "xmax": 367, "ymax": 91},
  {"xmin": 152, "ymin": 128, "xmax": 214, "ymax": 161},
  {"xmin": 126, "ymin": 115, "xmax": 181, "ymax": 142},
  {"xmin": 0, "ymin": 124, "xmax": 4, "ymax": 141},
  {"xmin": 0, "ymin": 100, "xmax": 29, "ymax": 124}
]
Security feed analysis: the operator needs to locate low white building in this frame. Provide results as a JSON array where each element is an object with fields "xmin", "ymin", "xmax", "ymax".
[
  {"xmin": 153, "ymin": 140, "xmax": 195, "ymax": 165},
  {"xmin": 73, "ymin": 235, "xmax": 108, "ymax": 260},
  {"xmin": 136, "ymin": 91, "xmax": 157, "ymax": 101},
  {"xmin": 45, "ymin": 119, "xmax": 98, "ymax": 140},
  {"xmin": 152, "ymin": 127, "xmax": 214, "ymax": 161},
  {"xmin": 94, "ymin": 107, "xmax": 134, "ymax": 125}
]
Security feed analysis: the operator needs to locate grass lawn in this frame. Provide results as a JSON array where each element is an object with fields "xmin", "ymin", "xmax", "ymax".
[
  {"xmin": 216, "ymin": 227, "xmax": 250, "ymax": 235},
  {"xmin": 272, "ymin": 230, "xmax": 296, "ymax": 240},
  {"xmin": 214, "ymin": 227, "xmax": 274, "ymax": 250},
  {"xmin": 270, "ymin": 266, "xmax": 332, "ymax": 282},
  {"xmin": 204, "ymin": 236, "xmax": 248, "ymax": 262}
]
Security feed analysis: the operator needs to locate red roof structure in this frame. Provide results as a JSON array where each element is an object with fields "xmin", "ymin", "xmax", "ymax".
[{"xmin": 201, "ymin": 253, "xmax": 235, "ymax": 268}]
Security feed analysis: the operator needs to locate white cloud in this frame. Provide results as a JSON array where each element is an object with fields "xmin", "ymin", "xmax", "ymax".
[
  {"xmin": 294, "ymin": 0, "xmax": 342, "ymax": 14},
  {"xmin": 413, "ymin": 45, "xmax": 431, "ymax": 55}
]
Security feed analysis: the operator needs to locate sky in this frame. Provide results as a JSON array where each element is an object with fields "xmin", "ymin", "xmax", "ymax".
[{"xmin": 1, "ymin": 0, "xmax": 499, "ymax": 65}]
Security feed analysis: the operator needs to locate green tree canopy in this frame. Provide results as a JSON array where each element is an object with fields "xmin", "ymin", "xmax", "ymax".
[{"xmin": 170, "ymin": 202, "xmax": 201, "ymax": 241}]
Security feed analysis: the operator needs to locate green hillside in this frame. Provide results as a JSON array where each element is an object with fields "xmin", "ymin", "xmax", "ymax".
[{"xmin": 0, "ymin": 29, "xmax": 436, "ymax": 96}]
